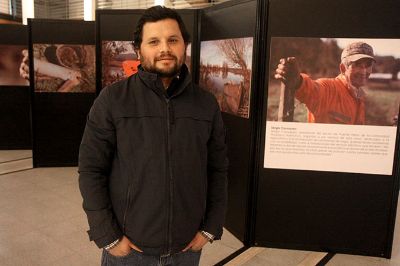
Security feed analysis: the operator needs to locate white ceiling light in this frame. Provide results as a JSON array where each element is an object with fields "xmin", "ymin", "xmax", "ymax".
[
  {"xmin": 84, "ymin": 0, "xmax": 95, "ymax": 21},
  {"xmin": 155, "ymin": 0, "xmax": 165, "ymax": 5},
  {"xmin": 22, "ymin": 0, "xmax": 34, "ymax": 25}
]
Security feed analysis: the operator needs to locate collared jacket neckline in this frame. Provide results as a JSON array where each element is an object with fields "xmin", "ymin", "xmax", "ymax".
[{"xmin": 137, "ymin": 64, "xmax": 191, "ymax": 100}]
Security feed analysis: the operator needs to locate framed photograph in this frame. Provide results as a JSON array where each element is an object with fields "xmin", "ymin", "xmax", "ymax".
[
  {"xmin": 33, "ymin": 44, "xmax": 96, "ymax": 93},
  {"xmin": 0, "ymin": 45, "xmax": 29, "ymax": 86},
  {"xmin": 102, "ymin": 41, "xmax": 139, "ymax": 88},
  {"xmin": 264, "ymin": 37, "xmax": 400, "ymax": 175},
  {"xmin": 199, "ymin": 37, "xmax": 253, "ymax": 118}
]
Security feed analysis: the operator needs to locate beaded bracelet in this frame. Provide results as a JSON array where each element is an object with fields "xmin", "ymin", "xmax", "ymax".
[
  {"xmin": 200, "ymin": 231, "xmax": 215, "ymax": 243},
  {"xmin": 104, "ymin": 238, "xmax": 120, "ymax": 251}
]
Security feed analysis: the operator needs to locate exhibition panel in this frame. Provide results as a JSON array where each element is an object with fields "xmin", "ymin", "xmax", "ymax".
[
  {"xmin": 0, "ymin": 24, "xmax": 31, "ymax": 149},
  {"xmin": 29, "ymin": 19, "xmax": 96, "ymax": 167},
  {"xmin": 200, "ymin": 0, "xmax": 259, "ymax": 243},
  {"xmin": 255, "ymin": 0, "xmax": 400, "ymax": 258}
]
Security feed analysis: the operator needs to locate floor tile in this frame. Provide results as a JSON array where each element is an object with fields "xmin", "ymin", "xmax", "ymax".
[
  {"xmin": 54, "ymin": 182, "xmax": 84, "ymax": 205},
  {"xmin": 75, "ymin": 244, "xmax": 103, "ymax": 265},
  {"xmin": 0, "ymin": 170, "xmax": 35, "ymax": 189},
  {"xmin": 201, "ymin": 239, "xmax": 239, "ymax": 266},
  {"xmin": 48, "ymin": 252, "xmax": 97, "ymax": 266},
  {"xmin": 0, "ymin": 230, "xmax": 75, "ymax": 265},
  {"xmin": 2, "ymin": 195, "xmax": 82, "ymax": 231},
  {"xmin": 39, "ymin": 220, "xmax": 94, "ymax": 253},
  {"xmin": 327, "ymin": 254, "xmax": 400, "ymax": 266},
  {"xmin": 242, "ymin": 248, "xmax": 311, "ymax": 266},
  {"xmin": 0, "ymin": 159, "xmax": 33, "ymax": 175},
  {"xmin": 225, "ymin": 247, "xmax": 265, "ymax": 266},
  {"xmin": 0, "ymin": 150, "xmax": 32, "ymax": 163},
  {"xmin": 0, "ymin": 211, "xmax": 37, "ymax": 240},
  {"xmin": 0, "ymin": 166, "xmax": 399, "ymax": 266},
  {"xmin": 222, "ymin": 228, "xmax": 245, "ymax": 250},
  {"xmin": 69, "ymin": 214, "xmax": 90, "ymax": 231},
  {"xmin": 22, "ymin": 167, "xmax": 78, "ymax": 190}
]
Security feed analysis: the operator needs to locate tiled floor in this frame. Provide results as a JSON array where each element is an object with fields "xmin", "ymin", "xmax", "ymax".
[
  {"xmin": 0, "ymin": 150, "xmax": 399, "ymax": 266},
  {"xmin": 0, "ymin": 151, "xmax": 243, "ymax": 266},
  {"xmin": 0, "ymin": 150, "xmax": 32, "ymax": 174}
]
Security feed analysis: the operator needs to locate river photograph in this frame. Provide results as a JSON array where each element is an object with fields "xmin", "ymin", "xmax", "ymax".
[{"xmin": 199, "ymin": 37, "xmax": 253, "ymax": 118}]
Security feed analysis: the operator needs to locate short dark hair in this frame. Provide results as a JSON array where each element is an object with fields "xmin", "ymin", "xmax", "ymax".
[{"xmin": 133, "ymin": 6, "xmax": 191, "ymax": 49}]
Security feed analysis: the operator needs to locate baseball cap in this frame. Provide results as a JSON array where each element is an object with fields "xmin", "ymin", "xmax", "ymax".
[{"xmin": 341, "ymin": 42, "xmax": 375, "ymax": 62}]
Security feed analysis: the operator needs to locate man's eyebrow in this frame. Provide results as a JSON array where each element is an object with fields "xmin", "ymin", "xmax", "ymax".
[{"xmin": 143, "ymin": 34, "xmax": 182, "ymax": 41}]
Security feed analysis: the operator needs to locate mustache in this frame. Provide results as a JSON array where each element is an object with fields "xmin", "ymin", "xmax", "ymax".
[{"xmin": 155, "ymin": 53, "xmax": 177, "ymax": 61}]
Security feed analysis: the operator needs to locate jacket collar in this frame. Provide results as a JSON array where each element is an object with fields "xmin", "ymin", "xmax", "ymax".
[{"xmin": 138, "ymin": 64, "xmax": 192, "ymax": 99}]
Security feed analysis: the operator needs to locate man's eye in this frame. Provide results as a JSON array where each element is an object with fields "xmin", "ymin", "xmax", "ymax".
[
  {"xmin": 169, "ymin": 39, "xmax": 178, "ymax": 43},
  {"xmin": 149, "ymin": 40, "xmax": 158, "ymax": 45},
  {"xmin": 353, "ymin": 61, "xmax": 373, "ymax": 68}
]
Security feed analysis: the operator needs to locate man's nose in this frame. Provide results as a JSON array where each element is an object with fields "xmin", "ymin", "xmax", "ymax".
[{"xmin": 159, "ymin": 40, "xmax": 171, "ymax": 53}]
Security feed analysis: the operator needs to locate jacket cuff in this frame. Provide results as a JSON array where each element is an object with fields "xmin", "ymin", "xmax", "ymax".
[
  {"xmin": 201, "ymin": 223, "xmax": 223, "ymax": 240},
  {"xmin": 87, "ymin": 221, "xmax": 123, "ymax": 248}
]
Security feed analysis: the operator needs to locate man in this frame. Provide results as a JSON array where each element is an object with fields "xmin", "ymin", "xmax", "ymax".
[
  {"xmin": 79, "ymin": 6, "xmax": 228, "ymax": 266},
  {"xmin": 275, "ymin": 41, "xmax": 375, "ymax": 124}
]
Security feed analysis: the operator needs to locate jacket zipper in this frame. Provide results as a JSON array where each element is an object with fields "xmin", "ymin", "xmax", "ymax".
[
  {"xmin": 165, "ymin": 98, "xmax": 174, "ymax": 254},
  {"xmin": 122, "ymin": 184, "xmax": 132, "ymax": 233}
]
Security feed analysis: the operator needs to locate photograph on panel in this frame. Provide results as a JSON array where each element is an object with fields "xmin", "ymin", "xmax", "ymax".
[
  {"xmin": 264, "ymin": 37, "xmax": 400, "ymax": 175},
  {"xmin": 29, "ymin": 44, "xmax": 95, "ymax": 93},
  {"xmin": 0, "ymin": 45, "xmax": 29, "ymax": 86},
  {"xmin": 199, "ymin": 37, "xmax": 253, "ymax": 119},
  {"xmin": 102, "ymin": 41, "xmax": 139, "ymax": 88},
  {"xmin": 102, "ymin": 41, "xmax": 191, "ymax": 88},
  {"xmin": 267, "ymin": 37, "xmax": 400, "ymax": 126},
  {"xmin": 185, "ymin": 43, "xmax": 191, "ymax": 73}
]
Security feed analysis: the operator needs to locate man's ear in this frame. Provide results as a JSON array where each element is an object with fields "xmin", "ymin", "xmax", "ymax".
[
  {"xmin": 135, "ymin": 49, "xmax": 141, "ymax": 60},
  {"xmin": 339, "ymin": 63, "xmax": 346, "ymax": 74}
]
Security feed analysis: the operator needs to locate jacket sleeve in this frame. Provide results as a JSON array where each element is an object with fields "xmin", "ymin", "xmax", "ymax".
[
  {"xmin": 295, "ymin": 73, "xmax": 335, "ymax": 114},
  {"xmin": 201, "ymin": 103, "xmax": 229, "ymax": 239},
  {"xmin": 78, "ymin": 87, "xmax": 123, "ymax": 248}
]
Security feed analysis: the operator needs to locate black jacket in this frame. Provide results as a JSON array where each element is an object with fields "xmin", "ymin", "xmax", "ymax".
[{"xmin": 78, "ymin": 65, "xmax": 228, "ymax": 255}]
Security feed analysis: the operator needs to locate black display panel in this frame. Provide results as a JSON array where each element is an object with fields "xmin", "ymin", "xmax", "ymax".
[
  {"xmin": 0, "ymin": 25, "xmax": 31, "ymax": 149},
  {"xmin": 200, "ymin": 0, "xmax": 258, "ymax": 242},
  {"xmin": 29, "ymin": 19, "xmax": 96, "ymax": 167},
  {"xmin": 255, "ymin": 0, "xmax": 400, "ymax": 258},
  {"xmin": 96, "ymin": 9, "xmax": 198, "ymax": 92}
]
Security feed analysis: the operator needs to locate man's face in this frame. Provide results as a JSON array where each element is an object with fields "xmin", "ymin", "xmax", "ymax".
[
  {"xmin": 342, "ymin": 58, "xmax": 373, "ymax": 88},
  {"xmin": 137, "ymin": 18, "xmax": 186, "ymax": 77}
]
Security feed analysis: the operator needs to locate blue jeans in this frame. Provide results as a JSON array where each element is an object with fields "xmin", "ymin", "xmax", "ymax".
[{"xmin": 101, "ymin": 249, "xmax": 201, "ymax": 266}]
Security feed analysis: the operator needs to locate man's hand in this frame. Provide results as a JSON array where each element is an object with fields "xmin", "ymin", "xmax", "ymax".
[
  {"xmin": 108, "ymin": 236, "xmax": 143, "ymax": 257},
  {"xmin": 19, "ymin": 49, "xmax": 30, "ymax": 80},
  {"xmin": 18, "ymin": 49, "xmax": 56, "ymax": 82},
  {"xmin": 274, "ymin": 57, "xmax": 302, "ymax": 90},
  {"xmin": 182, "ymin": 232, "xmax": 209, "ymax": 252}
]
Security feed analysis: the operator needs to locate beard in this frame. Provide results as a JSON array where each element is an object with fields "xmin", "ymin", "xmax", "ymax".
[{"xmin": 140, "ymin": 52, "xmax": 185, "ymax": 78}]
